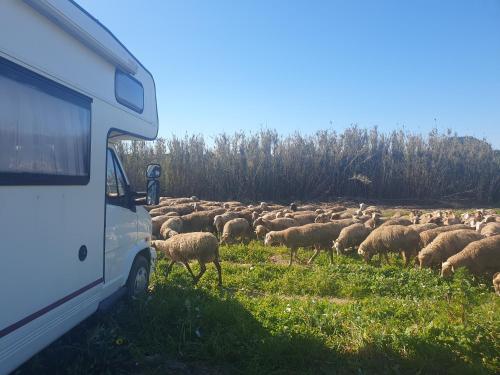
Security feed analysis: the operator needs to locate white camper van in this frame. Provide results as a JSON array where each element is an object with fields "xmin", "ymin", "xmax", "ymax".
[{"xmin": 0, "ymin": 1, "xmax": 161, "ymax": 373}]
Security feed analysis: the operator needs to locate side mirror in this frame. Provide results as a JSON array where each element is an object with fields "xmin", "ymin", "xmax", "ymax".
[
  {"xmin": 146, "ymin": 164, "xmax": 161, "ymax": 179},
  {"xmin": 146, "ymin": 179, "xmax": 160, "ymax": 205}
]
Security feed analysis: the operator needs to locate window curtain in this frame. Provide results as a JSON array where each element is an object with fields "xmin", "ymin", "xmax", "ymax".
[{"xmin": 0, "ymin": 74, "xmax": 90, "ymax": 176}]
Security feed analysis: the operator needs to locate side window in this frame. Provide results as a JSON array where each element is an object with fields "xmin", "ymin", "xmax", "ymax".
[
  {"xmin": 115, "ymin": 69, "xmax": 144, "ymax": 113},
  {"xmin": 0, "ymin": 56, "xmax": 91, "ymax": 185},
  {"xmin": 106, "ymin": 149, "xmax": 128, "ymax": 200}
]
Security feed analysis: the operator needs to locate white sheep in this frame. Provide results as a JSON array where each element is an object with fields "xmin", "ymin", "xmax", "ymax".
[
  {"xmin": 358, "ymin": 225, "xmax": 420, "ymax": 266},
  {"xmin": 160, "ymin": 217, "xmax": 183, "ymax": 239},
  {"xmin": 151, "ymin": 232, "xmax": 222, "ymax": 285},
  {"xmin": 333, "ymin": 223, "xmax": 371, "ymax": 255},
  {"xmin": 220, "ymin": 218, "xmax": 253, "ymax": 245},
  {"xmin": 441, "ymin": 235, "xmax": 500, "ymax": 277}
]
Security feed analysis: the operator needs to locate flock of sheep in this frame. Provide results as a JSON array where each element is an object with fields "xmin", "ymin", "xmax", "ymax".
[{"xmin": 147, "ymin": 196, "xmax": 500, "ymax": 294}]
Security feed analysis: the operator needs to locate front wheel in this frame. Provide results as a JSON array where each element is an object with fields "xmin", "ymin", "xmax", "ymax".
[{"xmin": 126, "ymin": 255, "xmax": 150, "ymax": 298}]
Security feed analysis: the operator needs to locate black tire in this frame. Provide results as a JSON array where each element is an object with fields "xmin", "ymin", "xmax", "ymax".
[{"xmin": 126, "ymin": 255, "xmax": 150, "ymax": 299}]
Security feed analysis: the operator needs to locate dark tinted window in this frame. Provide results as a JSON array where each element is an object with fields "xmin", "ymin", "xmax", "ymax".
[
  {"xmin": 115, "ymin": 70, "xmax": 144, "ymax": 113},
  {"xmin": 0, "ymin": 56, "xmax": 91, "ymax": 185}
]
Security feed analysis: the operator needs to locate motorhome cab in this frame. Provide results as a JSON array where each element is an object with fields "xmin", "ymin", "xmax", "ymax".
[{"xmin": 0, "ymin": 1, "xmax": 160, "ymax": 373}]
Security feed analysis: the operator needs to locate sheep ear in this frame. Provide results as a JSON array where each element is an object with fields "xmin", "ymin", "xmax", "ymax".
[{"xmin": 451, "ymin": 265, "xmax": 455, "ymax": 272}]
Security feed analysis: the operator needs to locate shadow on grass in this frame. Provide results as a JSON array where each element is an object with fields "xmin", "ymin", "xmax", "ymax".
[{"xmin": 16, "ymin": 283, "xmax": 492, "ymax": 375}]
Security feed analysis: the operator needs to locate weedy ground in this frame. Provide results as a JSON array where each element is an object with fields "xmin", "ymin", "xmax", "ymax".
[{"xmin": 17, "ymin": 241, "xmax": 500, "ymax": 375}]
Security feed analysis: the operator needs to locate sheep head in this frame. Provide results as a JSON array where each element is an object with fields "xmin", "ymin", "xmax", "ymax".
[
  {"xmin": 264, "ymin": 232, "xmax": 279, "ymax": 246},
  {"xmin": 417, "ymin": 252, "xmax": 430, "ymax": 269},
  {"xmin": 441, "ymin": 261, "xmax": 454, "ymax": 277},
  {"xmin": 357, "ymin": 244, "xmax": 371, "ymax": 262}
]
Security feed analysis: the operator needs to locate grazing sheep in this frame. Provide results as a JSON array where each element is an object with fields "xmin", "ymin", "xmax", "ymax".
[
  {"xmin": 417, "ymin": 229, "xmax": 483, "ymax": 269},
  {"xmin": 292, "ymin": 213, "xmax": 316, "ymax": 225},
  {"xmin": 149, "ymin": 203, "xmax": 195, "ymax": 217},
  {"xmin": 152, "ymin": 213, "xmax": 179, "ymax": 236},
  {"xmin": 181, "ymin": 208, "xmax": 225, "ymax": 233},
  {"xmin": 314, "ymin": 213, "xmax": 331, "ymax": 223},
  {"xmin": 419, "ymin": 224, "xmax": 472, "ymax": 247},
  {"xmin": 441, "ymin": 235, "xmax": 500, "ymax": 277},
  {"xmin": 358, "ymin": 225, "xmax": 420, "ymax": 266},
  {"xmin": 151, "ymin": 233, "xmax": 222, "ymax": 286},
  {"xmin": 480, "ymin": 222, "xmax": 500, "ymax": 237},
  {"xmin": 213, "ymin": 212, "xmax": 240, "ymax": 236},
  {"xmin": 253, "ymin": 217, "xmax": 298, "ymax": 231},
  {"xmin": 493, "ymin": 272, "xmax": 500, "ymax": 296},
  {"xmin": 220, "ymin": 218, "xmax": 253, "ymax": 245},
  {"xmin": 444, "ymin": 213, "xmax": 461, "ymax": 225},
  {"xmin": 408, "ymin": 223, "xmax": 438, "ymax": 234},
  {"xmin": 264, "ymin": 223, "xmax": 330, "ymax": 265},
  {"xmin": 330, "ymin": 211, "xmax": 354, "ymax": 220},
  {"xmin": 364, "ymin": 212, "xmax": 383, "ymax": 230},
  {"xmin": 329, "ymin": 205, "xmax": 346, "ymax": 213},
  {"xmin": 353, "ymin": 214, "xmax": 371, "ymax": 223},
  {"xmin": 160, "ymin": 217, "xmax": 184, "ymax": 239},
  {"xmin": 379, "ymin": 217, "xmax": 413, "ymax": 227},
  {"xmin": 333, "ymin": 223, "xmax": 371, "ymax": 255},
  {"xmin": 362, "ymin": 206, "xmax": 380, "ymax": 216},
  {"xmin": 255, "ymin": 224, "xmax": 269, "ymax": 240},
  {"xmin": 264, "ymin": 219, "xmax": 356, "ymax": 265}
]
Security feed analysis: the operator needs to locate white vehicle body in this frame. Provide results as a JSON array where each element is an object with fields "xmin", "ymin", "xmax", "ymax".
[{"xmin": 0, "ymin": 1, "xmax": 159, "ymax": 373}]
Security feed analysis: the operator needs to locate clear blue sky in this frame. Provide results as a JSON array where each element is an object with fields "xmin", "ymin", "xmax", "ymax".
[{"xmin": 77, "ymin": 0, "xmax": 500, "ymax": 148}]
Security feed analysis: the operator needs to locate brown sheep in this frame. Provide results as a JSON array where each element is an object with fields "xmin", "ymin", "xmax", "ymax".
[
  {"xmin": 441, "ymin": 235, "xmax": 500, "ymax": 277},
  {"xmin": 314, "ymin": 213, "xmax": 331, "ymax": 223},
  {"xmin": 419, "ymin": 224, "xmax": 472, "ymax": 247},
  {"xmin": 358, "ymin": 225, "xmax": 420, "ymax": 266},
  {"xmin": 152, "ymin": 212, "xmax": 179, "ymax": 236},
  {"xmin": 292, "ymin": 213, "xmax": 317, "ymax": 225},
  {"xmin": 417, "ymin": 229, "xmax": 483, "ymax": 269},
  {"xmin": 151, "ymin": 233, "xmax": 222, "ymax": 286},
  {"xmin": 255, "ymin": 224, "xmax": 269, "ymax": 240},
  {"xmin": 379, "ymin": 218, "xmax": 413, "ymax": 228},
  {"xmin": 160, "ymin": 217, "xmax": 184, "ymax": 239},
  {"xmin": 213, "ymin": 212, "xmax": 240, "ymax": 236},
  {"xmin": 364, "ymin": 213, "xmax": 383, "ymax": 230},
  {"xmin": 480, "ymin": 222, "xmax": 500, "ymax": 237},
  {"xmin": 180, "ymin": 208, "xmax": 225, "ymax": 233},
  {"xmin": 220, "ymin": 218, "xmax": 253, "ymax": 245},
  {"xmin": 149, "ymin": 203, "xmax": 195, "ymax": 217},
  {"xmin": 333, "ymin": 223, "xmax": 371, "ymax": 255},
  {"xmin": 330, "ymin": 211, "xmax": 354, "ymax": 220},
  {"xmin": 264, "ymin": 219, "xmax": 356, "ymax": 265},
  {"xmin": 408, "ymin": 223, "xmax": 438, "ymax": 234},
  {"xmin": 253, "ymin": 217, "xmax": 298, "ymax": 231}
]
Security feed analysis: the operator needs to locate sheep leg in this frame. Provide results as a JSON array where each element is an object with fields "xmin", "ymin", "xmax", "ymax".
[
  {"xmin": 401, "ymin": 251, "xmax": 409, "ymax": 267},
  {"xmin": 288, "ymin": 247, "xmax": 296, "ymax": 266},
  {"xmin": 193, "ymin": 263, "xmax": 207, "ymax": 284},
  {"xmin": 165, "ymin": 260, "xmax": 175, "ymax": 277},
  {"xmin": 214, "ymin": 260, "xmax": 223, "ymax": 286},
  {"xmin": 383, "ymin": 252, "xmax": 390, "ymax": 264},
  {"xmin": 307, "ymin": 249, "xmax": 320, "ymax": 265},
  {"xmin": 182, "ymin": 262, "xmax": 197, "ymax": 281},
  {"xmin": 327, "ymin": 248, "xmax": 334, "ymax": 264}
]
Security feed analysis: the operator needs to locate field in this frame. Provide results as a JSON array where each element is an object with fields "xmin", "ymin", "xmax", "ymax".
[{"xmin": 17, "ymin": 220, "xmax": 500, "ymax": 375}]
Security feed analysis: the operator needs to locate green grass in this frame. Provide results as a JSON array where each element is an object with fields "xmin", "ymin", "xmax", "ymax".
[{"xmin": 17, "ymin": 241, "xmax": 500, "ymax": 375}]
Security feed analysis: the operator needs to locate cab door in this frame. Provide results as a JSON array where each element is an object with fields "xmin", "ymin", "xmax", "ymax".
[{"xmin": 104, "ymin": 148, "xmax": 138, "ymax": 286}]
